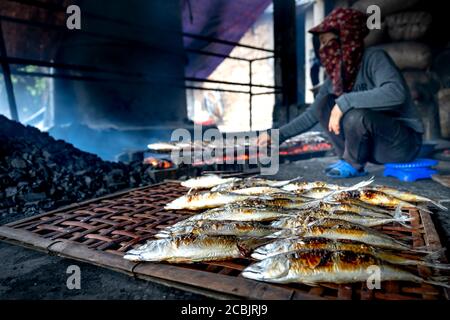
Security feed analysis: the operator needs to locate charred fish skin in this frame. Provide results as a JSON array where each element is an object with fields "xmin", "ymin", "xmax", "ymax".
[
  {"xmin": 371, "ymin": 186, "xmax": 448, "ymax": 211},
  {"xmin": 334, "ymin": 190, "xmax": 415, "ymax": 208},
  {"xmin": 251, "ymin": 237, "xmax": 448, "ymax": 269},
  {"xmin": 124, "ymin": 235, "xmax": 245, "ymax": 263},
  {"xmin": 242, "ymin": 249, "xmax": 424, "ymax": 285}
]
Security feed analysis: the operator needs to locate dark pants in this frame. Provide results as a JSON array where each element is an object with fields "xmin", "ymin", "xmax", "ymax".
[{"xmin": 316, "ymin": 95, "xmax": 422, "ymax": 170}]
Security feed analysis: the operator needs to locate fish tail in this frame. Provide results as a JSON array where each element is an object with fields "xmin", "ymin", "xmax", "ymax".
[
  {"xmin": 424, "ymin": 277, "xmax": 450, "ymax": 289},
  {"xmin": 410, "ymin": 246, "xmax": 436, "ymax": 254},
  {"xmin": 342, "ymin": 176, "xmax": 375, "ymax": 192},
  {"xmin": 420, "ymin": 261, "xmax": 450, "ymax": 270},
  {"xmin": 324, "ymin": 177, "xmax": 375, "ymax": 200},
  {"xmin": 416, "ymin": 204, "xmax": 433, "ymax": 214},
  {"xmin": 273, "ymin": 176, "xmax": 303, "ymax": 187},
  {"xmin": 432, "ymin": 199, "xmax": 449, "ymax": 211},
  {"xmin": 423, "ymin": 248, "xmax": 447, "ymax": 261},
  {"xmin": 392, "ymin": 204, "xmax": 413, "ymax": 228}
]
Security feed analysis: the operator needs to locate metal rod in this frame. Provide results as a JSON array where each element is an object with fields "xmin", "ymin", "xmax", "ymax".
[
  {"xmin": 0, "ymin": 21, "xmax": 19, "ymax": 121},
  {"xmin": 185, "ymin": 48, "xmax": 250, "ymax": 62},
  {"xmin": 250, "ymin": 55, "xmax": 275, "ymax": 62},
  {"xmin": 10, "ymin": 70, "xmax": 252, "ymax": 95},
  {"xmin": 2, "ymin": 0, "xmax": 276, "ymax": 53},
  {"xmin": 3, "ymin": 56, "xmax": 281, "ymax": 90},
  {"xmin": 0, "ymin": 15, "xmax": 274, "ymax": 65},
  {"xmin": 186, "ymin": 76, "xmax": 280, "ymax": 90},
  {"xmin": 0, "ymin": 15, "xmax": 183, "ymax": 58},
  {"xmin": 2, "ymin": 56, "xmax": 145, "ymax": 78},
  {"xmin": 251, "ymin": 91, "xmax": 281, "ymax": 96},
  {"xmin": 183, "ymin": 86, "xmax": 250, "ymax": 94},
  {"xmin": 183, "ymin": 32, "xmax": 275, "ymax": 53},
  {"xmin": 249, "ymin": 60, "xmax": 253, "ymax": 131}
]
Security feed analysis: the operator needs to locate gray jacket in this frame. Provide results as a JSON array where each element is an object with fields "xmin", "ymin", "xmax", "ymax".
[{"xmin": 279, "ymin": 47, "xmax": 424, "ymax": 142}]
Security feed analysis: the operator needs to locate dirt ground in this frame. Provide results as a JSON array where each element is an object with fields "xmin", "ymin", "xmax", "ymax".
[{"xmin": 0, "ymin": 241, "xmax": 205, "ymax": 300}]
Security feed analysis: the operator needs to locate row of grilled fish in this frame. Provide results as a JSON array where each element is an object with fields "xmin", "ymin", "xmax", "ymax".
[{"xmin": 124, "ymin": 175, "xmax": 449, "ymax": 289}]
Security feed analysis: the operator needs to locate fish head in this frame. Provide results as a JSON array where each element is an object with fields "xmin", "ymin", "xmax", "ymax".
[
  {"xmin": 123, "ymin": 239, "xmax": 172, "ymax": 262},
  {"xmin": 241, "ymin": 255, "xmax": 291, "ymax": 281},
  {"xmin": 164, "ymin": 194, "xmax": 191, "ymax": 210},
  {"xmin": 164, "ymin": 192, "xmax": 209, "ymax": 210}
]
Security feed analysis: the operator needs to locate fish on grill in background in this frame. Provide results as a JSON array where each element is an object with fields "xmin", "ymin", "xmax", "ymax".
[
  {"xmin": 124, "ymin": 235, "xmax": 262, "ymax": 263},
  {"xmin": 371, "ymin": 186, "xmax": 448, "ymax": 211},
  {"xmin": 181, "ymin": 175, "xmax": 241, "ymax": 190},
  {"xmin": 251, "ymin": 237, "xmax": 450, "ymax": 270},
  {"xmin": 268, "ymin": 219, "xmax": 416, "ymax": 251},
  {"xmin": 271, "ymin": 209, "xmax": 411, "ymax": 228},
  {"xmin": 242, "ymin": 249, "xmax": 450, "ymax": 287},
  {"xmin": 155, "ymin": 220, "xmax": 277, "ymax": 239}
]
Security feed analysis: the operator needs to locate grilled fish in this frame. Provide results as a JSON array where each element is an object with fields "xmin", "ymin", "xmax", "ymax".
[
  {"xmin": 315, "ymin": 202, "xmax": 392, "ymax": 218},
  {"xmin": 166, "ymin": 206, "xmax": 294, "ymax": 229},
  {"xmin": 268, "ymin": 219, "xmax": 414, "ymax": 251},
  {"xmin": 124, "ymin": 235, "xmax": 259, "ymax": 263},
  {"xmin": 242, "ymin": 249, "xmax": 450, "ymax": 287},
  {"xmin": 271, "ymin": 209, "xmax": 410, "ymax": 228},
  {"xmin": 164, "ymin": 191, "xmax": 261, "ymax": 210},
  {"xmin": 156, "ymin": 220, "xmax": 277, "ymax": 239},
  {"xmin": 251, "ymin": 237, "xmax": 450, "ymax": 270},
  {"xmin": 181, "ymin": 175, "xmax": 241, "ymax": 190},
  {"xmin": 333, "ymin": 190, "xmax": 430, "ymax": 212},
  {"xmin": 371, "ymin": 186, "xmax": 448, "ymax": 211},
  {"xmin": 297, "ymin": 187, "xmax": 337, "ymax": 199}
]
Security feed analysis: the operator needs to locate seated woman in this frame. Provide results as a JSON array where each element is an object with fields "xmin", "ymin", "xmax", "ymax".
[{"xmin": 258, "ymin": 8, "xmax": 424, "ymax": 178}]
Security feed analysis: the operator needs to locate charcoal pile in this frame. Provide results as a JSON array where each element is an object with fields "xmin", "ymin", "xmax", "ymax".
[{"xmin": 0, "ymin": 116, "xmax": 164, "ymax": 224}]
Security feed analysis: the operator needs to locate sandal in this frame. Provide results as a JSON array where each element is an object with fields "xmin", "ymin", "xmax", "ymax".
[
  {"xmin": 324, "ymin": 160, "xmax": 345, "ymax": 173},
  {"xmin": 326, "ymin": 161, "xmax": 368, "ymax": 179}
]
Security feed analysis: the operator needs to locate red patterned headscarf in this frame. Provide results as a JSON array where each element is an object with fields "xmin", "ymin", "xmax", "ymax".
[{"xmin": 309, "ymin": 8, "xmax": 369, "ymax": 96}]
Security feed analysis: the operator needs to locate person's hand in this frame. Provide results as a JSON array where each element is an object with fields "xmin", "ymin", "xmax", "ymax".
[
  {"xmin": 328, "ymin": 104, "xmax": 343, "ymax": 135},
  {"xmin": 257, "ymin": 131, "xmax": 272, "ymax": 147}
]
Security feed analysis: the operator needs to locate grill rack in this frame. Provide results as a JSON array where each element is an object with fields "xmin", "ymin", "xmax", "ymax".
[{"xmin": 0, "ymin": 181, "xmax": 448, "ymax": 300}]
